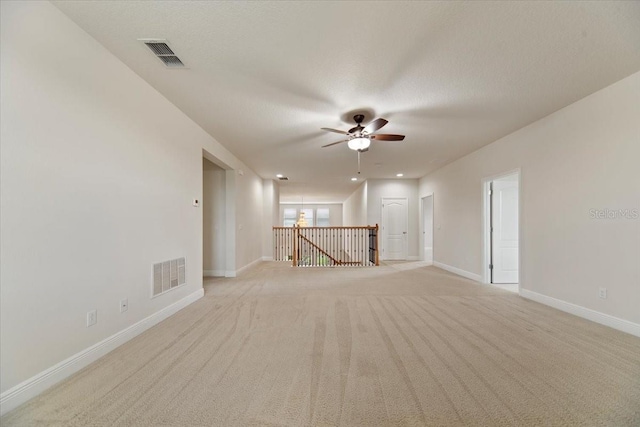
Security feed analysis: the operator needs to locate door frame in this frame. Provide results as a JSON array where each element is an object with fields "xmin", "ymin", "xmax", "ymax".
[
  {"xmin": 482, "ymin": 169, "xmax": 522, "ymax": 289},
  {"xmin": 202, "ymin": 149, "xmax": 236, "ymax": 278},
  {"xmin": 381, "ymin": 197, "xmax": 409, "ymax": 261},
  {"xmin": 420, "ymin": 193, "xmax": 434, "ymax": 265}
]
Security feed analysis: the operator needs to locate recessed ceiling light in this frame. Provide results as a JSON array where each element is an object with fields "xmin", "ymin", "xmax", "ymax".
[
  {"xmin": 276, "ymin": 174, "xmax": 283, "ymax": 178},
  {"xmin": 396, "ymin": 173, "xmax": 404, "ymax": 177},
  {"xmin": 351, "ymin": 177, "xmax": 358, "ymax": 181}
]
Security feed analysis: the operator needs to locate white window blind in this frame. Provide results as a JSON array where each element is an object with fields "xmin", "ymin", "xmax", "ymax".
[{"xmin": 316, "ymin": 208, "xmax": 330, "ymax": 226}]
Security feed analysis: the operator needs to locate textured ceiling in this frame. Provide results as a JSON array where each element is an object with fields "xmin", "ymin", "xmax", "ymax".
[{"xmin": 53, "ymin": 1, "xmax": 640, "ymax": 202}]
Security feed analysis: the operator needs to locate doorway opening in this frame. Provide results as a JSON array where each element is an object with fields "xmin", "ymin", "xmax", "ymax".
[
  {"xmin": 483, "ymin": 171, "xmax": 520, "ymax": 293},
  {"xmin": 422, "ymin": 194, "xmax": 434, "ymax": 264},
  {"xmin": 381, "ymin": 197, "xmax": 408, "ymax": 260},
  {"xmin": 203, "ymin": 158, "xmax": 227, "ymax": 277},
  {"xmin": 202, "ymin": 150, "xmax": 237, "ymax": 278}
]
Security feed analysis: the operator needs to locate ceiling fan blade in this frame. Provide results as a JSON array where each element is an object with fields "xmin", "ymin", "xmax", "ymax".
[
  {"xmin": 321, "ymin": 127, "xmax": 349, "ymax": 135},
  {"xmin": 363, "ymin": 118, "xmax": 388, "ymax": 134},
  {"xmin": 322, "ymin": 139, "xmax": 349, "ymax": 148},
  {"xmin": 371, "ymin": 134, "xmax": 405, "ymax": 141}
]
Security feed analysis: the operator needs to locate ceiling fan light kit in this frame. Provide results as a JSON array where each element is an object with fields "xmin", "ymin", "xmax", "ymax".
[{"xmin": 347, "ymin": 137, "xmax": 370, "ymax": 151}]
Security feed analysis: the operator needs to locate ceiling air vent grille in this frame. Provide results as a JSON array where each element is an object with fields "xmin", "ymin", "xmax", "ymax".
[
  {"xmin": 278, "ymin": 176, "xmax": 289, "ymax": 181},
  {"xmin": 141, "ymin": 40, "xmax": 186, "ymax": 68},
  {"xmin": 145, "ymin": 42, "xmax": 174, "ymax": 56},
  {"xmin": 159, "ymin": 55, "xmax": 184, "ymax": 68}
]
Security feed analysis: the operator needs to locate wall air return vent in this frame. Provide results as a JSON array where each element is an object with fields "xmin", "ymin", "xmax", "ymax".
[
  {"xmin": 152, "ymin": 257, "xmax": 186, "ymax": 297},
  {"xmin": 140, "ymin": 39, "xmax": 186, "ymax": 68}
]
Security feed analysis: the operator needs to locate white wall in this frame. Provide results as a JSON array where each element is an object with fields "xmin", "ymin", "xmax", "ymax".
[
  {"xmin": 279, "ymin": 203, "xmax": 343, "ymax": 226},
  {"xmin": 343, "ymin": 181, "xmax": 368, "ymax": 226},
  {"xmin": 0, "ymin": 1, "xmax": 272, "ymax": 406},
  {"xmin": 203, "ymin": 160, "xmax": 226, "ymax": 276},
  {"xmin": 419, "ymin": 71, "xmax": 640, "ymax": 326},
  {"xmin": 234, "ymin": 168, "xmax": 264, "ymax": 272},
  {"xmin": 262, "ymin": 179, "xmax": 280, "ymax": 260},
  {"xmin": 367, "ymin": 179, "xmax": 420, "ymax": 259}
]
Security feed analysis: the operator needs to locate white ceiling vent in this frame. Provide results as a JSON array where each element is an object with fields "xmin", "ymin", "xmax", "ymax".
[{"xmin": 140, "ymin": 39, "xmax": 186, "ymax": 68}]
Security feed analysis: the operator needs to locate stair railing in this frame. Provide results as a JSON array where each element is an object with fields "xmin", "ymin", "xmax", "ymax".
[{"xmin": 273, "ymin": 225, "xmax": 379, "ymax": 267}]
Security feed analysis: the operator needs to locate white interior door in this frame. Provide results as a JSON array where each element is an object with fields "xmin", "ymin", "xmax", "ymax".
[
  {"xmin": 491, "ymin": 176, "xmax": 519, "ymax": 283},
  {"xmin": 382, "ymin": 198, "xmax": 407, "ymax": 260},
  {"xmin": 422, "ymin": 195, "xmax": 433, "ymax": 263}
]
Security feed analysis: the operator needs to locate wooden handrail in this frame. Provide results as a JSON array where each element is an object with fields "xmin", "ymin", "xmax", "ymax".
[
  {"xmin": 297, "ymin": 232, "xmax": 342, "ymax": 266},
  {"xmin": 273, "ymin": 226, "xmax": 377, "ymax": 230}
]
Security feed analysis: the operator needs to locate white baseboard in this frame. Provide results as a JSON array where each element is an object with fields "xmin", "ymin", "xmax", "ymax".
[
  {"xmin": 262, "ymin": 256, "xmax": 273, "ymax": 261},
  {"xmin": 236, "ymin": 257, "xmax": 263, "ymax": 276},
  {"xmin": 408, "ymin": 256, "xmax": 421, "ymax": 261},
  {"xmin": 433, "ymin": 261, "xmax": 482, "ymax": 282},
  {"xmin": 224, "ymin": 257, "xmax": 264, "ymax": 278},
  {"xmin": 520, "ymin": 289, "xmax": 640, "ymax": 338},
  {"xmin": 203, "ymin": 269, "xmax": 225, "ymax": 277},
  {"xmin": 0, "ymin": 288, "xmax": 205, "ymax": 416}
]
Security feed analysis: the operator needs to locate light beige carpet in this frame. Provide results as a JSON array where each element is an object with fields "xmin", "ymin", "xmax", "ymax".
[{"xmin": 3, "ymin": 262, "xmax": 640, "ymax": 426}]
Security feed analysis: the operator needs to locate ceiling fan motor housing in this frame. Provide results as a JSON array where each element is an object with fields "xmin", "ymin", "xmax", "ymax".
[{"xmin": 349, "ymin": 114, "xmax": 366, "ymax": 135}]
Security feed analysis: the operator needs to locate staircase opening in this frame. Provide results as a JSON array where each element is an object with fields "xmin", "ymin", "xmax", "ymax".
[{"xmin": 273, "ymin": 225, "xmax": 379, "ymax": 267}]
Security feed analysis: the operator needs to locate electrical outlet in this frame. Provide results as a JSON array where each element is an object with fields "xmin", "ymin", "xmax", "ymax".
[
  {"xmin": 120, "ymin": 298, "xmax": 128, "ymax": 313},
  {"xmin": 599, "ymin": 287, "xmax": 607, "ymax": 299},
  {"xmin": 87, "ymin": 310, "xmax": 97, "ymax": 327}
]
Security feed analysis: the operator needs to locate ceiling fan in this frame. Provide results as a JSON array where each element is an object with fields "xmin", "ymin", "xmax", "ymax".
[{"xmin": 321, "ymin": 114, "xmax": 405, "ymax": 152}]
